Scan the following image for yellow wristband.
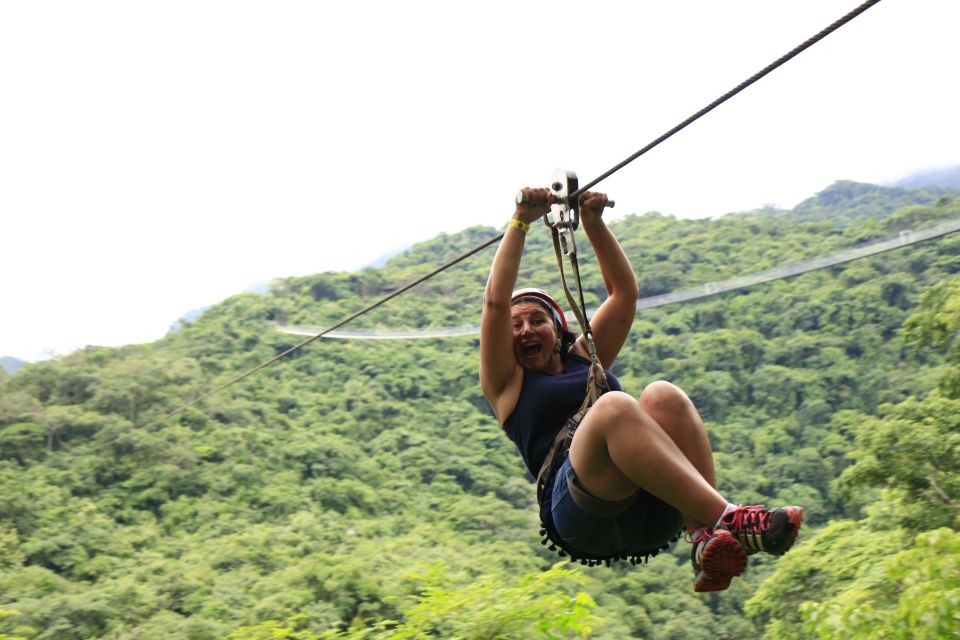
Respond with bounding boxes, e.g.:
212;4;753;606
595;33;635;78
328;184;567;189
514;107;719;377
507;218;530;233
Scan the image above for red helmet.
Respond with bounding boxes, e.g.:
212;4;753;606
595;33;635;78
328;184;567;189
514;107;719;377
511;288;568;332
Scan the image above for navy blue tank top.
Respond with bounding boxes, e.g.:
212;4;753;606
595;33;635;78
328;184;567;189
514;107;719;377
502;353;621;478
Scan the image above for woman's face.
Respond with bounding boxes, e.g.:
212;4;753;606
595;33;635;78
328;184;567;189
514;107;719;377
511;302;560;373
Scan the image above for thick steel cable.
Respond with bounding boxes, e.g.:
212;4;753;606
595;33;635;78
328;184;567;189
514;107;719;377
570;0;884;200
76;0;881;450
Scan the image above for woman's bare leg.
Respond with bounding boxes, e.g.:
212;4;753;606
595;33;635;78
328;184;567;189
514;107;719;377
638;381;719;530
568;390;727;530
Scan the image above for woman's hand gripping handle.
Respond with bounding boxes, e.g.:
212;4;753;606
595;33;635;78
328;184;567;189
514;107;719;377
514;187;555;225
579;191;614;226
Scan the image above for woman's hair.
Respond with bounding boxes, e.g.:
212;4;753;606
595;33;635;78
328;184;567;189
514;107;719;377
560;328;579;354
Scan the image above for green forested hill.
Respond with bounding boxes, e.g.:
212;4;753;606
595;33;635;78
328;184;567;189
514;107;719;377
2;184;960;639
788;179;957;223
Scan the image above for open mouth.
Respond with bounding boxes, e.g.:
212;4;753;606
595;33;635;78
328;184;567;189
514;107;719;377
521;343;542;357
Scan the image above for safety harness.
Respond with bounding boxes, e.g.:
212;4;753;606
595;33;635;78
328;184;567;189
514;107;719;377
527;170;678;566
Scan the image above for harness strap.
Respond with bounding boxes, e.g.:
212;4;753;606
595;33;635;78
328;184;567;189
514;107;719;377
550;226;608;424
535;418;574;508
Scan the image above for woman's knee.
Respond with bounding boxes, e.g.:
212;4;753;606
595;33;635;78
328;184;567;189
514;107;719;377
576;392;644;439
639;380;693;418
590;391;643;423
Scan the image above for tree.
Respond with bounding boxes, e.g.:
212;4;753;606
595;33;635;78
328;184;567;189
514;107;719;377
799;528;960;640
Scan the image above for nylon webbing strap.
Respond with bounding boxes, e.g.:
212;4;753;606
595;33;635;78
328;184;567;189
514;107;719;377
551;229;590;331
550;226;608;424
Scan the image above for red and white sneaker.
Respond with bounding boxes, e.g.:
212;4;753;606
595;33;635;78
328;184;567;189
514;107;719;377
717;505;803;556
688;528;747;593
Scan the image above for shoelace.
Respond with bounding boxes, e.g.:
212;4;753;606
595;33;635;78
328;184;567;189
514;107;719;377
684;527;712;545
722;505;771;533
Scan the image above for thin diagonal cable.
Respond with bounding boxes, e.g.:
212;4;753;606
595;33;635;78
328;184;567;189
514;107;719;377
570;0;883;200
88;233;504;449
79;0;881;451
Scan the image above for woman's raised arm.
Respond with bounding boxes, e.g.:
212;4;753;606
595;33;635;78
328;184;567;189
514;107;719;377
577;192;639;367
480;188;552;413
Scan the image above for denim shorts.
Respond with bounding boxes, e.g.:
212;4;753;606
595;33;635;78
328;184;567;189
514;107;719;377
550;455;684;559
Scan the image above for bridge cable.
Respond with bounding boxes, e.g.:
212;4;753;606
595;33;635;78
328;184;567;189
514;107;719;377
276;216;960;341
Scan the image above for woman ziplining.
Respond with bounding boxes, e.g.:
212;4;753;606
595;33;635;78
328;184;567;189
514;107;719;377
479;186;803;592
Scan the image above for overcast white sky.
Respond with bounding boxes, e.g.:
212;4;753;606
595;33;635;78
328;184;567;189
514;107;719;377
2;0;958;362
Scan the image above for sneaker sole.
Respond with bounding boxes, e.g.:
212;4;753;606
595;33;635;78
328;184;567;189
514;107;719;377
694;530;747;593
693;571;732;592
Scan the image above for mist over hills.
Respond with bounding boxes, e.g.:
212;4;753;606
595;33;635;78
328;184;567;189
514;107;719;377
892;164;960;189
0;356;25;374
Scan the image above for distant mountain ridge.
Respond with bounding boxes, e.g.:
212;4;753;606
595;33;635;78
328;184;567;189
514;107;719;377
0;356;26;374
789;177;959;223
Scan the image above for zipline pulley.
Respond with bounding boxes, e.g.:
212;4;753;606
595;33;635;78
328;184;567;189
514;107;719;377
546;168;581;234
516;168;615;258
